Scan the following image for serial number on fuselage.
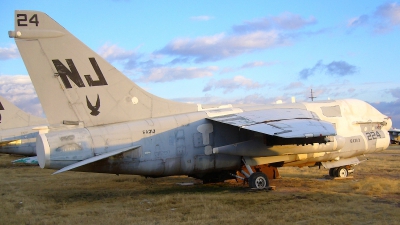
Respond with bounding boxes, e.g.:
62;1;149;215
365;131;382;141
142;129;156;134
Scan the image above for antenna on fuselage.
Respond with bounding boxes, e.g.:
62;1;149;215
309;89;317;101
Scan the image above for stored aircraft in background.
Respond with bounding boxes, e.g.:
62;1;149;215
389;128;400;145
9;10;392;189
0;95;47;156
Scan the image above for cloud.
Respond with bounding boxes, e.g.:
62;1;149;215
190;16;214;21
347;15;369;27
233;12;316;33
203;75;264;93
240;61;277;69
0;75;35;95
277;79;367;103
158;31;288;63
374;88;400;128
348;2;400;33
171;95;226;105
283;82;304;90
299;60;324;79
98;43;136;62
299;60;358;79
373;2;400;33
0;44;20;60
96;43;221;82
221;60;278;74
173;93;277;105
233;93;277;105
0;75;43;117
157;12;318;63
325;61;358;76
273;13;316;30
97;43;145;72
375;2;400;25
390;87;400;98
139;66;217;82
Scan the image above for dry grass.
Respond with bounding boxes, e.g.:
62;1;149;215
1;146;400;225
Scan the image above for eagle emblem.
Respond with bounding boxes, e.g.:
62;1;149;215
86;94;100;116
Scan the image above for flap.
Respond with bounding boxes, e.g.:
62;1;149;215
208;108;336;138
53;145;140;175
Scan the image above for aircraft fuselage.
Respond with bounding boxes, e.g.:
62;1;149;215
36;99;390;178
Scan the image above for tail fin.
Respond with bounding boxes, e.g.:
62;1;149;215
10;10;197;127
0;95;47;130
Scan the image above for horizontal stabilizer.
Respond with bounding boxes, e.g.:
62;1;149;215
12;156;38;165
208;108;336;138
53;145;140;175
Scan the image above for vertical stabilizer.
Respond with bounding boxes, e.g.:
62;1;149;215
10;10;197;127
0;95;47;130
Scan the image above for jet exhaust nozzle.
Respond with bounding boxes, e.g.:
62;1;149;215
35;128;94;169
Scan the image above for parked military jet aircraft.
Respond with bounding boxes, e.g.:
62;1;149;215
9;10;392;189
0;95;47;156
389;128;400;144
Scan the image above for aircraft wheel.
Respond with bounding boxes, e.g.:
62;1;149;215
336;167;348;178
329;168;335;177
331;167;339;177
249;172;269;189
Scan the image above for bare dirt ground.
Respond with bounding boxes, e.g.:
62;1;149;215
1;146;399;225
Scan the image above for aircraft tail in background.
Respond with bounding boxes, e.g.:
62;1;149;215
0;95;46;131
0;95;47;156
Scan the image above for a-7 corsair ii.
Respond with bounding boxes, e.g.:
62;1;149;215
9;10;392;189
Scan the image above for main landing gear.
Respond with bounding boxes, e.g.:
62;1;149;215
329;166;354;178
232;158;270;189
249;172;269;189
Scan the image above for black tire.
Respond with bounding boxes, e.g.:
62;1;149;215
331;167;339;177
336;167;348;178
249;172;269;189
329;168;335;177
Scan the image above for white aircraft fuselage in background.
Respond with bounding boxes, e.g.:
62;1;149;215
9;11;392;188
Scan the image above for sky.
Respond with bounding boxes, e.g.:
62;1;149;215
0;1;399;127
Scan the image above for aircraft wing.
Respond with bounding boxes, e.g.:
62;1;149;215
53;145;141;175
207;108;336;138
